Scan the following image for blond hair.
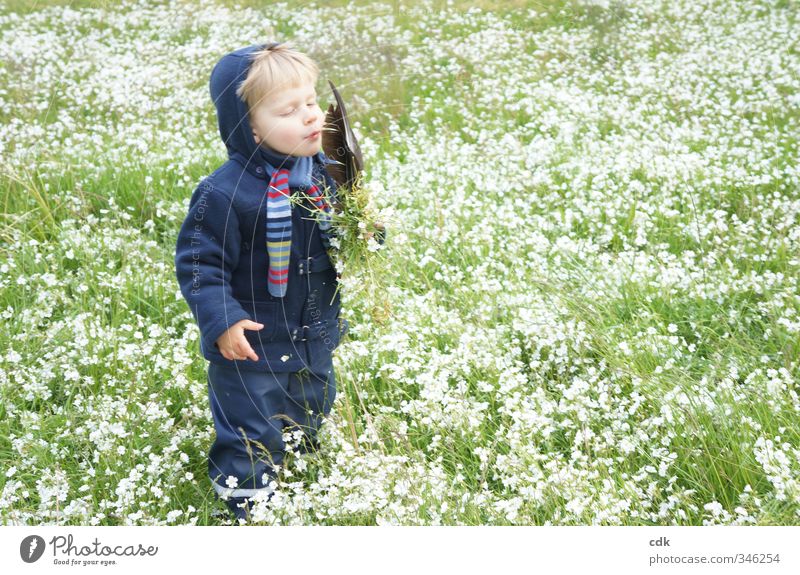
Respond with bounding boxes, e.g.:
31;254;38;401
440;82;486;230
236;42;319;115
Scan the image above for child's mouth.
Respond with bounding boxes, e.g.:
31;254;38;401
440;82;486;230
306;130;321;140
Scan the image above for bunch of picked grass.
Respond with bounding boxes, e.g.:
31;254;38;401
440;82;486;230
292;170;392;325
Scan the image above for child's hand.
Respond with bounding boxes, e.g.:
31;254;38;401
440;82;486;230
215;319;264;361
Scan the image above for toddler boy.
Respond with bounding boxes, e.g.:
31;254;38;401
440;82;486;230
174;41;381;521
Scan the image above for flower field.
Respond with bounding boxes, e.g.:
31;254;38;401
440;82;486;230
0;0;798;525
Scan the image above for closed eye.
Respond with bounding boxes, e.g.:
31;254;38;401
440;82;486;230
280;101;316;116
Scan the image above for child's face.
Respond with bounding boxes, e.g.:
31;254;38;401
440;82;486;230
249;81;324;157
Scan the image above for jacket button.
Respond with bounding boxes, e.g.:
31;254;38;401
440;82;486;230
256;166;263;174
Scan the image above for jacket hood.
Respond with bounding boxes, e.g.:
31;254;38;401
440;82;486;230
209;43;269;165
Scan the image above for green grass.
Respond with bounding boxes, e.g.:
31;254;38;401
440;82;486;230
1;0;799;526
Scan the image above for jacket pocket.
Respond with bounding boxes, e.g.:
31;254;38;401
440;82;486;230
239;300;278;346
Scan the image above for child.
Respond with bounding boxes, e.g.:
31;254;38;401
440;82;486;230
174;41;383;521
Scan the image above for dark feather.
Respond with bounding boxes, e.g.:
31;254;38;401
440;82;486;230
321;80;363;194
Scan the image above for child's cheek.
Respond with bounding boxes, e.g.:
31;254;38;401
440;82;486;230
273;121;299;144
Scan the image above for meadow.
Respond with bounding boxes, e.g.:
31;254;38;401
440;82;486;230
0;0;798;525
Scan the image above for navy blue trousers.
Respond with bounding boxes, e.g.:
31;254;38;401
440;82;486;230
205;351;336;520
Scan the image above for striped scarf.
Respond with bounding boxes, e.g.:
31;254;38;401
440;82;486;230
266;159;334;297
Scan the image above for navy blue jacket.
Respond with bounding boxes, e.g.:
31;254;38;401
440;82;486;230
174;43;381;372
